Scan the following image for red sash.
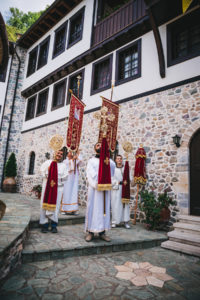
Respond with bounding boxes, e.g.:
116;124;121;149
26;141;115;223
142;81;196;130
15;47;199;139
122;161;130;204
97;137;112;191
43;161;58;211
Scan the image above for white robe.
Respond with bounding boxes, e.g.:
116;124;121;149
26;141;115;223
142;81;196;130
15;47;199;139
40;160;68;224
85;157;115;233
111;166;131;224
61;155;82;212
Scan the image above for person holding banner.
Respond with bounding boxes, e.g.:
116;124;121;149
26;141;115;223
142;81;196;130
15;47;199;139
61;150;82;215
111;154;132;229
40;149;68;233
85;141;115;242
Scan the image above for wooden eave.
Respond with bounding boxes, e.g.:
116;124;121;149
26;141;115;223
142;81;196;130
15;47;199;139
17;0;82;49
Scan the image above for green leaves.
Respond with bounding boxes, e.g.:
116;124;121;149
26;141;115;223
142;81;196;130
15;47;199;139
4;153;17;178
139;189;175;230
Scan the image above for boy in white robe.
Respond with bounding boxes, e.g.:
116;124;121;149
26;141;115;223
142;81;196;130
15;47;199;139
40;150;68;233
85;142;115;242
111;154;131;229
61;151;82;215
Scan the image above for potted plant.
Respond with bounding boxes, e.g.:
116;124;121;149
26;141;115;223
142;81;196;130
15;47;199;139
2;153;17;193
139;190;161;230
158;192;176;223
32;184;42;199
139;189;175;230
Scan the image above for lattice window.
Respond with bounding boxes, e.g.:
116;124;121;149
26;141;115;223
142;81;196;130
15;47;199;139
26;96;36;120
52;80;66;109
36;89;48;116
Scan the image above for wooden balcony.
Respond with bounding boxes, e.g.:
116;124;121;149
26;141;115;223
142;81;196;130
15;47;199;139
92;0;146;47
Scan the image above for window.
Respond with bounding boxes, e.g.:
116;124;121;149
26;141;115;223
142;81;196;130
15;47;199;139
167;8;200;67
25;96;36;120
68;7;85;48
36;89;49;116
37;36;50;70
115;40;141;85
52;79;67;110
91;54;113;95
67;69;85;104
27;47;38;77
52;21;68;58
28;151;35;175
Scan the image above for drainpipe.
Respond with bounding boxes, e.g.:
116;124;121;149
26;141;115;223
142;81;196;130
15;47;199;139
1;45;21;189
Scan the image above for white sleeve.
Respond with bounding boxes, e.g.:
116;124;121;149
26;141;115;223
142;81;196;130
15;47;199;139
86;159;98;189
76;154;83;167
58;164;68;186
40;160;51;178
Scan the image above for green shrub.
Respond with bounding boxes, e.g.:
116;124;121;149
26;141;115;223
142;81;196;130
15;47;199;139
4;153;17;177
139;189;175;230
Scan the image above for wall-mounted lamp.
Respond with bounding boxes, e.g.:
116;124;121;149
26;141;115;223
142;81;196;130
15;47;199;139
172;134;181;148
45;152;50;159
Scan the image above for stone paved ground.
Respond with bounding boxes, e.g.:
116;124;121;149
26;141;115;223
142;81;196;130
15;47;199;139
0;247;200;300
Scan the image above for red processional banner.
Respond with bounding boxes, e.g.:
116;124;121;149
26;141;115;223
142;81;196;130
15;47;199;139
98;96;119;152
66;93;85;152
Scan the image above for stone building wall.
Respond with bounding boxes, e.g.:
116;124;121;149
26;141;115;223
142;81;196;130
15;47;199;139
0;46;26;188
17;79;200;222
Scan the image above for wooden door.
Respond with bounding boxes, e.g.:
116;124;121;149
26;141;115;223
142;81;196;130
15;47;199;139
190;129;200;216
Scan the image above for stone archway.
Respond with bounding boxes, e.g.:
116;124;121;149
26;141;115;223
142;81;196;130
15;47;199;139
189;128;200;216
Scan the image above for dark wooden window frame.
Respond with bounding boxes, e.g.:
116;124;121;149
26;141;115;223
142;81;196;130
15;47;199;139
167;8;200;67
115;39;141;86
37;35;50;70
67;6;85;49
36;88;49;117
28;151;35;175
51;78;67;111
67;68;85;105
27;46;38;77
91;54;113;95
25;95;36;121
52;21;68;59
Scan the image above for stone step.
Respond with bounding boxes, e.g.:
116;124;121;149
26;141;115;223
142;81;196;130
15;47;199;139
167;231;200;247
30;214;85;229
22;224;167;263
178;215;200;225
161;240;200;257
173;222;200;234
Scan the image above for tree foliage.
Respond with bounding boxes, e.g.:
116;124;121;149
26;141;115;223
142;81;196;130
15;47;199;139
4;153;17;177
6;6;49;38
6;24;19;42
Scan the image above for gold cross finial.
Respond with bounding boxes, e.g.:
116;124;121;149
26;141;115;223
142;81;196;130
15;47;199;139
123;180;127;186
104;157;110;165
50;180;56;188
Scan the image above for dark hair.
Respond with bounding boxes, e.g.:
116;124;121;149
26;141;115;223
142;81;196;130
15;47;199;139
94;142;100;151
115;154;122;159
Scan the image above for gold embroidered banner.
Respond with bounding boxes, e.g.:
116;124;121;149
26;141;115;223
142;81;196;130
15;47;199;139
98;97;119;152
67;93;85;152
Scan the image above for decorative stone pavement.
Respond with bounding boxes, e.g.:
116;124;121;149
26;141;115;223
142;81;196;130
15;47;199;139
0;247;200;299
115;261;174;288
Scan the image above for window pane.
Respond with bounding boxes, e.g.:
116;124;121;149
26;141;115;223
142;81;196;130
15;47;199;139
28;152;35;175
118;45;138;80
37;91;48;115
38;39;49;69
53;81;65;107
27;48;37;76
69;10;84;45
94;59;110;90
26;97;36;120
53;26;66;57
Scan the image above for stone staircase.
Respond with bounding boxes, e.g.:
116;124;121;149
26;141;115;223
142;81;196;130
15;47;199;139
22;215;167;263
161;215;200;257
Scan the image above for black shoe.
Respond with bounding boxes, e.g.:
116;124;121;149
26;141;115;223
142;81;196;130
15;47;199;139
51;227;58;233
41;227;48;233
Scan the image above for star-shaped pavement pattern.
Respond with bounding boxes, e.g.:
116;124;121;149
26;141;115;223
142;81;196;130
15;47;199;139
115;261;174;288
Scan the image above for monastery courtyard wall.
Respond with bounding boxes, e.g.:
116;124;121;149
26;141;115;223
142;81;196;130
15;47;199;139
17;79;200;223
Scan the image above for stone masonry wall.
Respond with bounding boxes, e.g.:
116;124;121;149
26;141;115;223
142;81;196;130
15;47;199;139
17;80;200;223
0;46;26;188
